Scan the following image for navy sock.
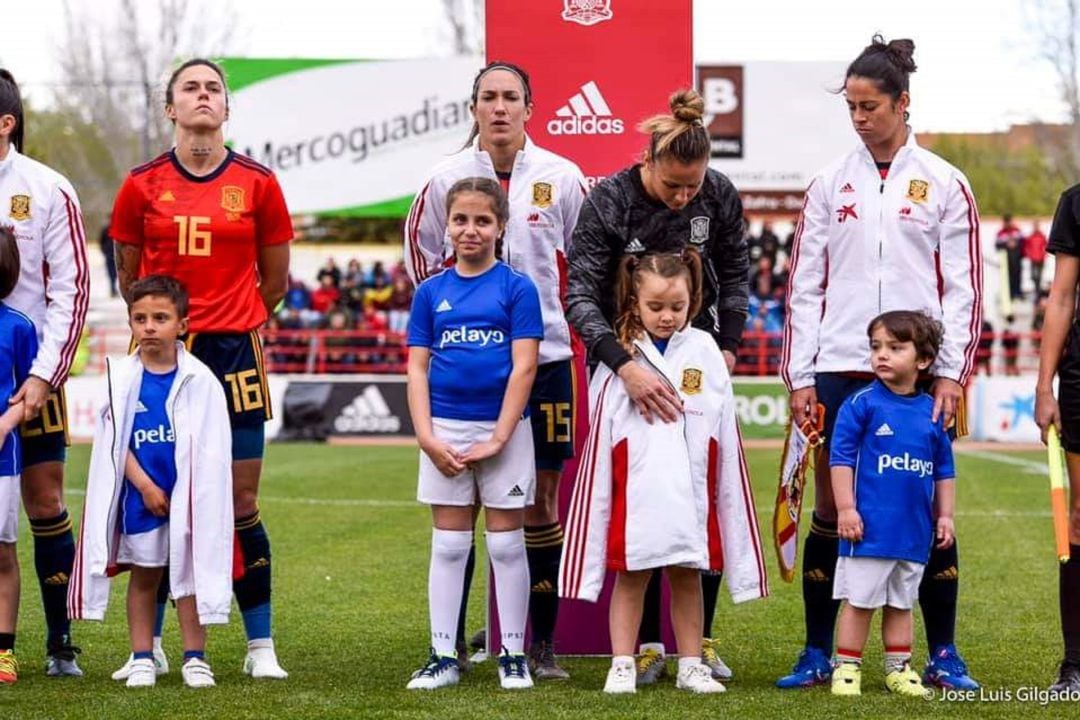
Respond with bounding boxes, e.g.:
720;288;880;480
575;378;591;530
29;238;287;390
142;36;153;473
456;542;476;646
133;650;154;660
703;572;722;637
30;510;75;648
1062;544;1080;663
235;511;272;640
184;650;206;661
802;514;840;654
919;540;959;651
525;523;562;644
0;633;14;652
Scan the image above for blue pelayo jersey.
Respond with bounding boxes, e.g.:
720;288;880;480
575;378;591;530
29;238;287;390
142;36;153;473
121;368;178;534
408;262;543;422
0;303;38;476
830;380;955;563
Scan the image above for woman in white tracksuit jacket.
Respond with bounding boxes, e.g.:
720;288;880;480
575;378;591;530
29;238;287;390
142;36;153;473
560;251;767;693
69;343;234;627
777;36;982;690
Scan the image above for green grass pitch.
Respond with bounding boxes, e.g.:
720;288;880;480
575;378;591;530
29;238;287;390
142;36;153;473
0;443;1067;718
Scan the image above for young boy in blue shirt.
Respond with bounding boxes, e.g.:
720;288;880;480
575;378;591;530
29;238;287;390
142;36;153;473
829;310;956;698
0;226;38;684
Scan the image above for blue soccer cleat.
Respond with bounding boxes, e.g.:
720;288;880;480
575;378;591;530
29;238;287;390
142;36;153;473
923;644;980;690
776;647;832;689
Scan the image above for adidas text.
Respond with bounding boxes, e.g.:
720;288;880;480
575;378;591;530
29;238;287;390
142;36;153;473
547;116;625;136
877;452;933;478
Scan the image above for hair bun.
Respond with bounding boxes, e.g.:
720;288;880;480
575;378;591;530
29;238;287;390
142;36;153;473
669;89;704;123
885;38;917;73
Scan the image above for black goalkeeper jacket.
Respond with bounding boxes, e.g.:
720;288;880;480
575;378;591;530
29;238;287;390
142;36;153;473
566;165;748;372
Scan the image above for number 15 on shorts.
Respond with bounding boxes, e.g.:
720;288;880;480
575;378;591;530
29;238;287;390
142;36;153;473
539;402;571;443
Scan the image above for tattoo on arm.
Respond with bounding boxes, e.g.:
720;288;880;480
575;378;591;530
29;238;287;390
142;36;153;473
114;244;141;303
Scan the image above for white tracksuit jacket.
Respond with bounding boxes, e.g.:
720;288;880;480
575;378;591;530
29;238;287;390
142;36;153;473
69;345;234;625
781;133;983;390
403;135;588;364
0;147;89;388
559;327;769;604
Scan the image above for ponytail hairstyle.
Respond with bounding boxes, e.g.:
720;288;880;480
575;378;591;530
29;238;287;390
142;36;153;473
165;58;229;123
462;60;533;150
844;35;917;120
638;89;710;165
445;176;509;260
0;70;25;153
613;249;704;353
0;225;20;299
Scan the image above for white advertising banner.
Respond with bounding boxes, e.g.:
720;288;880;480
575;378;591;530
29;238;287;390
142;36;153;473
224;58;478;216
699;61;853;194
969;374;1045;443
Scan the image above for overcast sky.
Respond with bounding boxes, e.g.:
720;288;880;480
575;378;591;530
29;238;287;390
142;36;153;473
1;0;1066;133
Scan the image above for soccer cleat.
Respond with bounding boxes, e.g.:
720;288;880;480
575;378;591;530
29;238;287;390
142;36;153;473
604;657;637;694
636;646;667;685
243;638;288;679
45;637;83;678
125;658;156;688
497;648;533;690
1050;660;1080;693
676;662;727;694
886;662;933;698
182;657;216;688
831;662;861;696
922;644;979;690
528;641;570;680
0;650;17;685
406;651;460;690
776;646;832;689
112;640;169;680
701;638;733;681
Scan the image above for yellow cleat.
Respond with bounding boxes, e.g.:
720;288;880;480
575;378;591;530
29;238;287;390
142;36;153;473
831;662;861;696
886;663;933;698
0;650;17;685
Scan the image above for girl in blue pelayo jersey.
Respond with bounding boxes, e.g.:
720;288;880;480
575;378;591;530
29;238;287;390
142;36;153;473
829;310;955;698
405;177;543;691
0;226;38;684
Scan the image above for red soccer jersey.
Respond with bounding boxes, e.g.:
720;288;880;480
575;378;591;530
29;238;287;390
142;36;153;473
110;150;293;332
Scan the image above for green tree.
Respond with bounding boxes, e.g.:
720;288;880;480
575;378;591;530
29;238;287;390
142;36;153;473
929;136;1067;216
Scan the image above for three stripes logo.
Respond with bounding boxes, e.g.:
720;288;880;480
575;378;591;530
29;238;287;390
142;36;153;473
334;386;402;434
547;81;625;136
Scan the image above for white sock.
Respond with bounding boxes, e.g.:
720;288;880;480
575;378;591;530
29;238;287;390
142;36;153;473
678;656;700;674
486;529;529;654
612;655;635;669
428;528;473;656
639;642;666;657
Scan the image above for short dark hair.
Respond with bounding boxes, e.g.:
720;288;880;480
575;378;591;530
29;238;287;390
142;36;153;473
165;58;229;114
867;310;943;361
0;69;25;152
128;275;189;318
0;225;20;299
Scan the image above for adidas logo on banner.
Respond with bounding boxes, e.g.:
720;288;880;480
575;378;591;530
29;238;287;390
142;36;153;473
435;299;453;313
334;385;402;434
508;485;525;497
624;238;645;254
548;81;625;136
875;423;894;437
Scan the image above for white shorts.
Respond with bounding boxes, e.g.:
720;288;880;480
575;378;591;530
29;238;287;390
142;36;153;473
417;417;536;509
833;556;925;609
0;476;18;543
117;525;169;568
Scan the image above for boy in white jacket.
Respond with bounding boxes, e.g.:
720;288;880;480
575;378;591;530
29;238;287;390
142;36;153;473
69;276;234;688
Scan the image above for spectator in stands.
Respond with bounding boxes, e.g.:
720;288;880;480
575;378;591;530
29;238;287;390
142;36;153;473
750;256;780;301
365;260;391;290
317;257;342;288
284;277;311;312
754;221;782;265
975;319;993;376
344;259;365;289
1025;221;1048;297
100;224;119;298
310;274;341;314
1001;314;1020;376
388;274;413;334
996;214;1024;300
365;274;393;312
1033;289;1050;334
323;309;355;370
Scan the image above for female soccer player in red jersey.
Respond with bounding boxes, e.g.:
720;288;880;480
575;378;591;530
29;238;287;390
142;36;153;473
0;68;89;678
1036;184;1080;692
110;58;292;680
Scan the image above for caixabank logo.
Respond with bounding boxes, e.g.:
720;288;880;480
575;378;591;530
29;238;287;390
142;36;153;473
547;81;625;136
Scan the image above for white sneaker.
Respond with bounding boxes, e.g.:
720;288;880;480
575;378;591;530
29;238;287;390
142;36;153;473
112;640;169;680
497;649;533;690
243;639;288;679
406;652;461;690
677;661;727;694
182;657;216;688
604;657;637;694
125;658;156;688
